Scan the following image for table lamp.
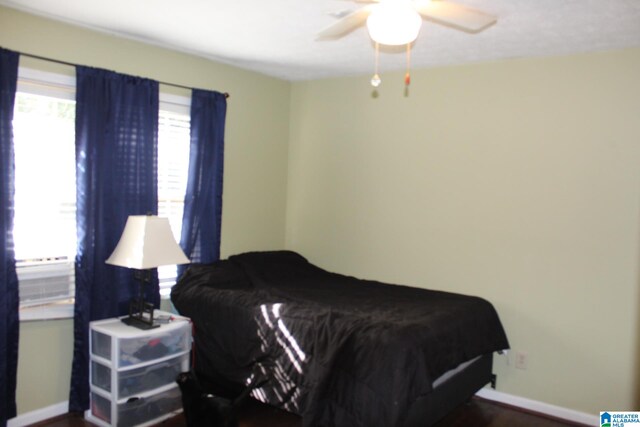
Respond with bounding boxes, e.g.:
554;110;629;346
106;215;190;329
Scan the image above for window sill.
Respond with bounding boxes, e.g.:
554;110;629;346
19;300;74;322
19;297;174;322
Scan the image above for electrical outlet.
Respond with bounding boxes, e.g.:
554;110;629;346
515;351;528;370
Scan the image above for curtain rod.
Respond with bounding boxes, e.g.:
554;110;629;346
18;50;230;99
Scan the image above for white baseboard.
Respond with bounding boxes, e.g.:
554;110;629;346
476;388;599;426
7;401;68;427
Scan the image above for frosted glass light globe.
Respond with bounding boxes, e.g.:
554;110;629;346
367;0;422;46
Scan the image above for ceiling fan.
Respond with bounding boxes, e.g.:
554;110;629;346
317;0;497;88
317;0;497;45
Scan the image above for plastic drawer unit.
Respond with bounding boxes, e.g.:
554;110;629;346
85;311;191;427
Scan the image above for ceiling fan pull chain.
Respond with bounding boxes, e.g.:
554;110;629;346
405;43;411;86
371;42;381;87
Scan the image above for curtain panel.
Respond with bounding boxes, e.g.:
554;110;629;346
0;47;19;427
69;66;159;412
179;89;227;277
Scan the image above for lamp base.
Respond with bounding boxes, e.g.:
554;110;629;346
121;315;160;330
121;298;159;330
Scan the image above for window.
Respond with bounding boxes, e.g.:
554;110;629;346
13;92;76;305
13;68;191;319
157;99;190;297
13;70;77;317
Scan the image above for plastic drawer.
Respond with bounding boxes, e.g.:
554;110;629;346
91;361;112;393
91;320;191;368
117;386;182;427
91;329;112;360
90;391;112;424
91;353;190;398
119;326;190;366
91;386;182;427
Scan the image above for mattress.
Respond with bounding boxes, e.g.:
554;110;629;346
171;251;509;427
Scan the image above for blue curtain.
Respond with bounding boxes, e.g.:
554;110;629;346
69;66;159;412
178;89;227;275
0;47;19;427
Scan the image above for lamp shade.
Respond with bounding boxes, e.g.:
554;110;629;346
106;215;190;269
366;0;422;46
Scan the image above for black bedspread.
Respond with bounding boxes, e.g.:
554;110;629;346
171;251;509;427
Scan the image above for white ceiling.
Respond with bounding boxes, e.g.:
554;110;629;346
2;0;640;81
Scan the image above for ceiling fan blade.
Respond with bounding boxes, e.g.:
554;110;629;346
414;0;497;33
316;5;375;40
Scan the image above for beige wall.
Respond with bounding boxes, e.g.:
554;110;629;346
287;49;640;414
0;6;291;414
17;320;74;412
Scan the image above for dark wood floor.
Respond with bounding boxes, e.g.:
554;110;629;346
30;397;587;427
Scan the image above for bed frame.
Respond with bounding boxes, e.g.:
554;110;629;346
405;353;495;426
193;353;496;427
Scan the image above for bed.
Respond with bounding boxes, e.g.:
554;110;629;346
171;251;509;427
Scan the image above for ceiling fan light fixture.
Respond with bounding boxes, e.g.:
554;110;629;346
366;0;422;46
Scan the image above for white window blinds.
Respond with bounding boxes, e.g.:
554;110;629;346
157;106;190;296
